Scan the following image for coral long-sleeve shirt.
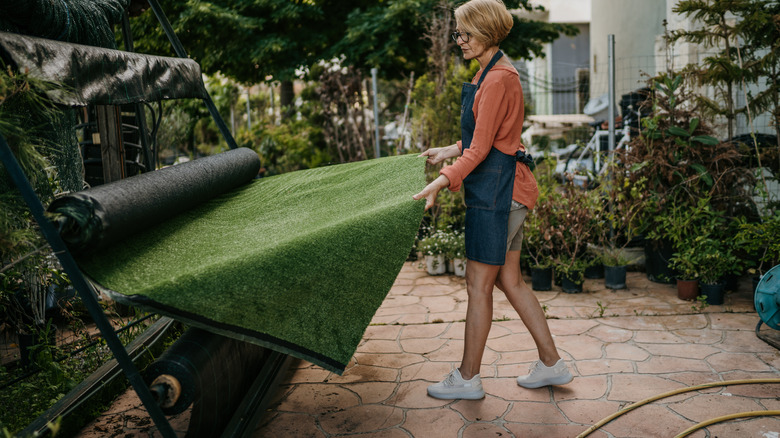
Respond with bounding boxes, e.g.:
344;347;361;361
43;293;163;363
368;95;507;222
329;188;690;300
440;64;538;210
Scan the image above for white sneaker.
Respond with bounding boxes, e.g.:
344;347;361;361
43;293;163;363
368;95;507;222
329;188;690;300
516;359;573;388
427;368;485;400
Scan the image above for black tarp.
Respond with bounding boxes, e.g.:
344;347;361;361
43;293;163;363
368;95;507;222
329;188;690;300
0;31;208;107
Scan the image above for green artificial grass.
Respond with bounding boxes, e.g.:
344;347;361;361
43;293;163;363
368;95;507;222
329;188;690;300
78;154;426;374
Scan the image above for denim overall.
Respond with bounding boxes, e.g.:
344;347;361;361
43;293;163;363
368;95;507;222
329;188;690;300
461;50;533;266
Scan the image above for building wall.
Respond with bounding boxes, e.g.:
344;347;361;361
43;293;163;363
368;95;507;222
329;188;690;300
590;0;666;98
551;23;590;114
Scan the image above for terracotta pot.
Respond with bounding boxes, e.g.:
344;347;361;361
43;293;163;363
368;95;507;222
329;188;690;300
676;278;699;301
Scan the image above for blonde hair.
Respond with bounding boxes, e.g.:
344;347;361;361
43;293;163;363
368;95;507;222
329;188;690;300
454;0;514;47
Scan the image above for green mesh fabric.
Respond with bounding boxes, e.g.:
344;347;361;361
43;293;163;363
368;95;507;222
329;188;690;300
79;155;426;374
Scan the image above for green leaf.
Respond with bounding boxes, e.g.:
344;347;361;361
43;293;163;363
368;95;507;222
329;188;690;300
691;135;719;145
690;163;714;187
667;126;691;137
671;75;683;90
689;117;699;133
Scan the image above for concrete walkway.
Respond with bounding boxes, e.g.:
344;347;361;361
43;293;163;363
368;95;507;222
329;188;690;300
254;262;780;438
77;262;780;437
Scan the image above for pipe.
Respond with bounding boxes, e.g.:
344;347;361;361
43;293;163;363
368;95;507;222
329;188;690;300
576;378;780;437
674;410;780;438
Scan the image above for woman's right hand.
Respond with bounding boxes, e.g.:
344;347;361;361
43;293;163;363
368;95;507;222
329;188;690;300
419;144;460;165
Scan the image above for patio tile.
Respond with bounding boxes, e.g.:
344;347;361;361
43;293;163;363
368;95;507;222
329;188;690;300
636;356;712;374
504;400;568;423
462;422;511;438
604;343;650;361
577;359;634;376
451;395;511;421
347;381;397;404
555;335;606;360
505;423;604;438
608;374;688;402
638;342;719;359
482;377;551;402
387;380;450;409
255;412;324;438
318;405;404;434
276;384;359;413
706;352;776;372
670;392;766;419
551;375;608;401
401;408;463;437
601;404;694;438
400;337;448;354
557;399;623;424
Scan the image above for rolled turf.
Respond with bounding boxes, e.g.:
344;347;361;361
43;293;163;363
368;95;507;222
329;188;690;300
77;154;427;374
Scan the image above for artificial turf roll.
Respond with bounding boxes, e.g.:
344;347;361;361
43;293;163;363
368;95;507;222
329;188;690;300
78;154;427;374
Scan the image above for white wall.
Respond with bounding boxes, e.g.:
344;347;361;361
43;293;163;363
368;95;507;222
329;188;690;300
549;0;591;23
590;0;666;97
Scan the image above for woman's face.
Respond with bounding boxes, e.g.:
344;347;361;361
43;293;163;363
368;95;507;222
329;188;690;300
453;27;487;61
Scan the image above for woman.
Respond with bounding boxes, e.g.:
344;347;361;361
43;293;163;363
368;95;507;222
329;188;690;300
412;0;573;400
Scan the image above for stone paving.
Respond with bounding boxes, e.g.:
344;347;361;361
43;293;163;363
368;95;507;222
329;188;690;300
77;262;780;437
254;263;780;438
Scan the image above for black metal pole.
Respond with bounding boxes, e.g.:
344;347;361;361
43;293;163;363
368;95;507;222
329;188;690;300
121;12;155;172
146;0;239;150
0;134;177;438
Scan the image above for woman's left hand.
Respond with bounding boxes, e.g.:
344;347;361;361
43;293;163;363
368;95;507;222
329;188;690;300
413;175;450;211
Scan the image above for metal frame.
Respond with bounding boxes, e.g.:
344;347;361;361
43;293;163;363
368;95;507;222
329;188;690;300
0;134;178;437
0;3;262;436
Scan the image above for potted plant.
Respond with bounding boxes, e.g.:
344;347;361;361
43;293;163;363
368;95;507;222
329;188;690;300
418;229;447;275
523;192;556;290
447;229;467;277
735;211;780;288
696;237;743;305
595;159;646;289
668;235;707;300
550;177;599;293
556;256;588;293
619;72;754;284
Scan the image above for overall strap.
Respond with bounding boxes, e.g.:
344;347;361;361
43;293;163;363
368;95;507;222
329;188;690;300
476;50;504;88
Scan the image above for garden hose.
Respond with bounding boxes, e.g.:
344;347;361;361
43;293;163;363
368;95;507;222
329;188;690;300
576;378;780;438
674;410;780;438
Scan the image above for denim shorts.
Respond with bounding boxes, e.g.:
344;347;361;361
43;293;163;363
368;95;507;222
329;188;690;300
507;200;528;252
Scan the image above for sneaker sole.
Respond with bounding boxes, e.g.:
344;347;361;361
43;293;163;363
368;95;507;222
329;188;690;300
427;388;485;400
516;374;573;389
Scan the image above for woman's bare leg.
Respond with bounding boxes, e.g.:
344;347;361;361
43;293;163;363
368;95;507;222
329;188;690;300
495;250;561;366
458;259;501;380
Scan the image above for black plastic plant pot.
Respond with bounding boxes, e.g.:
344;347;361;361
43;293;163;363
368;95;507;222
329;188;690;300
604;265;627;289
701;282;725;305
561;274;583;294
531;267;553;291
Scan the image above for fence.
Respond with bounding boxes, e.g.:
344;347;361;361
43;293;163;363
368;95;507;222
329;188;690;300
518;52;776;140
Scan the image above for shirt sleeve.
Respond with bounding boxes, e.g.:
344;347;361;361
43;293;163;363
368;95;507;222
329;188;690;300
440;77;510;192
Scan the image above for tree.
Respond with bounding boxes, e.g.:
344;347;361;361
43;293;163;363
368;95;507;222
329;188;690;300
130;0;576;84
734;1;780;148
669;0;767;141
332;0;577;79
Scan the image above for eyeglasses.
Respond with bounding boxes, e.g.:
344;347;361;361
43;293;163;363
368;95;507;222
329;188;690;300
451;31;471;43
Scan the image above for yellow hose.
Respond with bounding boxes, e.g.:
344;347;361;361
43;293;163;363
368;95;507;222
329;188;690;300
674;410;780;438
576;378;780;438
